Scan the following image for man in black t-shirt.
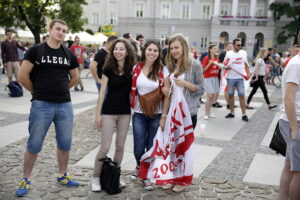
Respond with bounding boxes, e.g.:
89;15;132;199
90;35;118;92
16;19;79;197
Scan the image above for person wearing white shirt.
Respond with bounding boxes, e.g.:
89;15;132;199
279;38;300;199
223;38;250;122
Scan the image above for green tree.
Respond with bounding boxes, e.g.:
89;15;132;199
85;28;94;35
0;0;88;44
269;2;300;45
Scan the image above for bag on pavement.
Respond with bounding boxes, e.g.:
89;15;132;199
269;121;286;156
5;81;23;97
99;156;121;194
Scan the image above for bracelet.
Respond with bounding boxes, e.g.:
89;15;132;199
161;114;167;117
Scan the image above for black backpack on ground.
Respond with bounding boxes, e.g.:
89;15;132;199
99;157;121;194
29;43;72;83
6;81;23;97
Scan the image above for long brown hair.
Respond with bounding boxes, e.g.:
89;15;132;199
208;44;217;60
166;33;191;77
141;40;163;81
103;39;136;76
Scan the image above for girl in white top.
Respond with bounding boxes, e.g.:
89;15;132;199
130;40;169;190
246;48;277;109
159;33;204;192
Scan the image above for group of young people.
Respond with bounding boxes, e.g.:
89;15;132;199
89;34;204;192
14;18;204;197
14;18;286;197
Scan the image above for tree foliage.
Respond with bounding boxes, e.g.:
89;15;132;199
0;0;88;43
269;2;300;45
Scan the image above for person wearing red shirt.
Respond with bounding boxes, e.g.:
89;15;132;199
202;44;220;120
70;36;85;91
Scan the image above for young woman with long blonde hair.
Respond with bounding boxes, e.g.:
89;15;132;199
159;33;204;192
246;48;277;109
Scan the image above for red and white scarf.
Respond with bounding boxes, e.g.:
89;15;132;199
139;83;194;186
131;62;164;109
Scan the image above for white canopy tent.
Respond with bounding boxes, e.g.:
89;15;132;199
17;29;35;38
94;33;108;44
66;32;103;45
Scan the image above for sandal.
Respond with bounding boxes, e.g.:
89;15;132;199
246;106;254;109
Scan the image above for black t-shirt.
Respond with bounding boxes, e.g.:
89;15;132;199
94;48;108;79
219;51;227;63
102;69;132;114
25;43;79;103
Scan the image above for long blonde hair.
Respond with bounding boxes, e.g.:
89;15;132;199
254;48;267;63
166;33;191;77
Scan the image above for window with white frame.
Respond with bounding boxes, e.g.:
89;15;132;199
255;5;265;17
181;4;191;19
200;36;208;48
237;5;249;16
109;13;117;25
202;5;211;19
92;13;99;25
135;3;144;18
220;5;231;16
161;3;170;18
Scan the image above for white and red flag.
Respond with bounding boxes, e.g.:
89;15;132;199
139;84;194;186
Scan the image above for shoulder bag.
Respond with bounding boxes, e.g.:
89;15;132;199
269;121;286;156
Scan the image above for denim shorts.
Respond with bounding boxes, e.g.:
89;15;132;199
227;79;245;96
279;119;300;171
27;100;74;154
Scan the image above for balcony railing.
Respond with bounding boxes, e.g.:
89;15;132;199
219;16;268;26
220;16;268;20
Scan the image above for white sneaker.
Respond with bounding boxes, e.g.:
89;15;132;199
90;177;101;192
209;114;216;118
142;179;153;191
119;178;126;188
204;115;209;120
130;166;139;181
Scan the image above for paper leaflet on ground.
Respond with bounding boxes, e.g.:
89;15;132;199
139;85;194;186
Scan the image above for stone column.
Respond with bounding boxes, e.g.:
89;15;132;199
268;0;275;17
250;0;257;17
232;0;238;17
214;0;221;17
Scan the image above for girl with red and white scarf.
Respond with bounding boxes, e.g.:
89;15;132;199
130;40;169;190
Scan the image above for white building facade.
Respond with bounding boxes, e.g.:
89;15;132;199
83;0;294;57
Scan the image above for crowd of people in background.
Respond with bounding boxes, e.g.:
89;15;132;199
2;19;300;199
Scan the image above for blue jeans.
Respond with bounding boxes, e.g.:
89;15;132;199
27;100;74;154
227;78;245;96
132;113;161;166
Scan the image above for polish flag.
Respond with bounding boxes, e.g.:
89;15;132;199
139;85;194;186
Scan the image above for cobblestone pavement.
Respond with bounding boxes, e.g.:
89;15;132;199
0;106;280;200
0;71;283;199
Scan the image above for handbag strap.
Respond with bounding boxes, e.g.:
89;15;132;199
131;63;164;108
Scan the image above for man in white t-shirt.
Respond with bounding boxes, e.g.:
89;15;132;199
223;38;250;121
279;36;300;199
